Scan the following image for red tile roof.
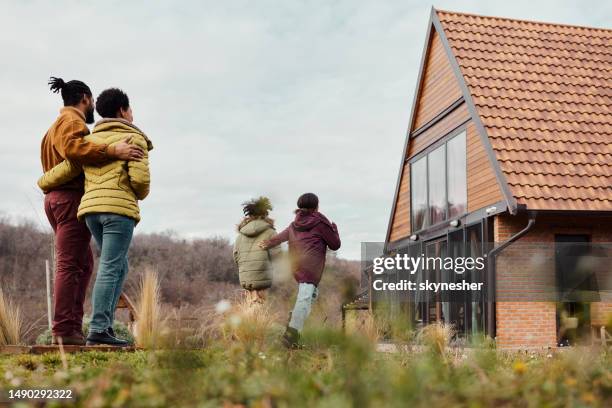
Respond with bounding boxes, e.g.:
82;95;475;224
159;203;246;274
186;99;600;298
436;10;612;211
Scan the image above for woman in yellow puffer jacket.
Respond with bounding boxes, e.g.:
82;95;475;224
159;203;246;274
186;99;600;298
38;109;152;222
38;88;152;346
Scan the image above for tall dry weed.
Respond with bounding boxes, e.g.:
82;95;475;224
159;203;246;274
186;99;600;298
0;286;22;345
418;322;455;356
134;270;167;349
200;294;283;349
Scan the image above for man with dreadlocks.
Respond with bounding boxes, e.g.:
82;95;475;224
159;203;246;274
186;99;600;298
40;77;144;345
233;197;280;305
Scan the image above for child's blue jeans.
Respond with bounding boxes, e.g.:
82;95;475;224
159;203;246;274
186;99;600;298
289;283;319;332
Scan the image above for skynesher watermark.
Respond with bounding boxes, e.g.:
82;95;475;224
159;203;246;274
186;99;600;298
372;279;483;292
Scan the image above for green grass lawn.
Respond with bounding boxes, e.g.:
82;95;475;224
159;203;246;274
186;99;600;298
1;330;610;408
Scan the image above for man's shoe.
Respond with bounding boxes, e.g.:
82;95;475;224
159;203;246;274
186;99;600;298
72;331;86;342
107;327;133;345
281;327;300;349
51;334;86;346
86;329;129;347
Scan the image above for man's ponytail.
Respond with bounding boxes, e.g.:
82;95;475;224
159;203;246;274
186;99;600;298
47;76;92;106
48;76;66;93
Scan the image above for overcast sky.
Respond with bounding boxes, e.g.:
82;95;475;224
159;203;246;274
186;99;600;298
1;0;609;259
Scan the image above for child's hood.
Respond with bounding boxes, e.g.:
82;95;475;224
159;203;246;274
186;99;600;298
292;210;332;232
239;218;274;237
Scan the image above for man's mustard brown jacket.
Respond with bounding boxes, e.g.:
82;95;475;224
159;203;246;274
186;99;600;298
40;106;115;191
38;119;153;223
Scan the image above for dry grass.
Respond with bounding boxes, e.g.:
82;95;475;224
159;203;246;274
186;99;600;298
0;286;22;345
345;310;381;344
360;311;382;343
133;270;167;349
200;294;283;349
417;322;455;355
0;288;22;345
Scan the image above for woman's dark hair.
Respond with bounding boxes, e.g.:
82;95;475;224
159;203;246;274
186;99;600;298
48;76;92;106
297;193;318;211
242;196;273;217
95;88;130;118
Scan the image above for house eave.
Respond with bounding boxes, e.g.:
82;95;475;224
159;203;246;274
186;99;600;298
386;200;508;251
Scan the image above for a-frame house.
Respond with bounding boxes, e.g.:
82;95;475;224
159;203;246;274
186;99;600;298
371;8;611;348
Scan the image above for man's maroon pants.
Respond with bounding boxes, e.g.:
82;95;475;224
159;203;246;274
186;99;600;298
44;190;94;337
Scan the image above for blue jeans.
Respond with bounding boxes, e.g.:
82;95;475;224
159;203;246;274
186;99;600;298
289;283;319;332
85;213;135;334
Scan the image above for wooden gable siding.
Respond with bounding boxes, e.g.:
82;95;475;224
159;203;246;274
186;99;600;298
387;22;505;244
390;105;469;243
408;102;469;158
412;30;463;131
389;163;411;242
466;121;504;211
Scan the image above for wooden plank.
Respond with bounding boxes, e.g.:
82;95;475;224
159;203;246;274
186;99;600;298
1;345;138;355
30;345;137;354
466;122;504;212
416;76;460;114
468;187;502;207
414;86;460;121
467;164;492;177
468;158;498;175
409;103;470;158
389;163;411;242
0;345;31;355
413;31;462;129
469;185;502;201
468;178;499;195
469;174;500;190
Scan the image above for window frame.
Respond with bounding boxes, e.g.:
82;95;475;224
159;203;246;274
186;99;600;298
446;128;468;219
427;143;447;226
410;126;467;234
410;153;429;232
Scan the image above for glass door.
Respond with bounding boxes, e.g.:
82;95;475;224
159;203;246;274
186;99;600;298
424;237;447;324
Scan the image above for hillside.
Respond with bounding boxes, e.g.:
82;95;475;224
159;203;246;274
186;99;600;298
0;217;360;342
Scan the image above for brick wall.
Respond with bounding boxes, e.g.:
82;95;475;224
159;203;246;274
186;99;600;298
592;303;612;326
496;302;556;348
494;213;612;349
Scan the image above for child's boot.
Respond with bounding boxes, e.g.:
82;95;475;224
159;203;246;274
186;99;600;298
282;326;300;349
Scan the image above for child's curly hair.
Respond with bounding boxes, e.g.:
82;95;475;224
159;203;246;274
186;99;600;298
242;196;273;217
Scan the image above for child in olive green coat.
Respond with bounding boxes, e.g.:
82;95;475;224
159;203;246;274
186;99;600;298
233;197;279;304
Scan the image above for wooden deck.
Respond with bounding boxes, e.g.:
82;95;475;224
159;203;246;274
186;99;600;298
0;345;137;355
